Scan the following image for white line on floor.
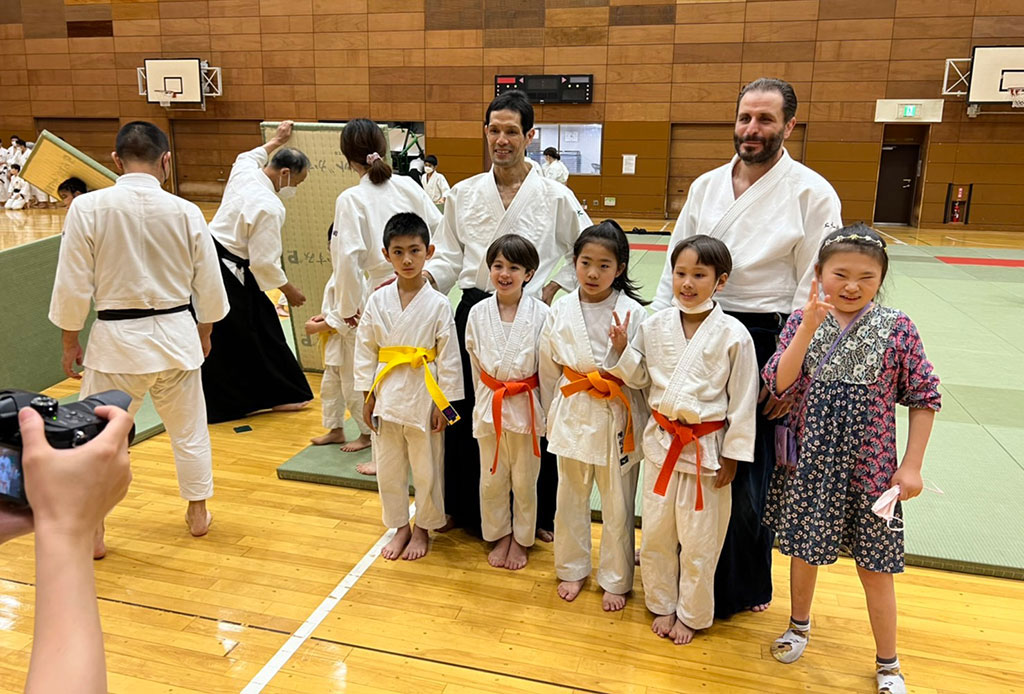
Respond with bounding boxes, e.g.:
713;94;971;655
944;235;1003;247
874;228;909;245
240;502;416;694
659;220;670;232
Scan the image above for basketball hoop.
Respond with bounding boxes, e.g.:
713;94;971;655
1011;87;1024;108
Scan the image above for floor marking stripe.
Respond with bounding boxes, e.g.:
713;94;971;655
874;228;909;245
630;243;668;251
240;503;415;694
659;220;671;232
935;256;1024;267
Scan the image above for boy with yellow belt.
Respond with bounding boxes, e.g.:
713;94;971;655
353;212;464;561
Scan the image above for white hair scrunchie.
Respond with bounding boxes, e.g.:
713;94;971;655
366;152;382;165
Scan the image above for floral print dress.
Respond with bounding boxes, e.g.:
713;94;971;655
761;305;941;573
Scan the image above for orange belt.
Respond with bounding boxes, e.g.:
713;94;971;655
651;411;725;511
559;366;634;455
479;369;541;474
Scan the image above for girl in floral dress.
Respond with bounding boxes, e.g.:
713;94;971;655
761;224;941;694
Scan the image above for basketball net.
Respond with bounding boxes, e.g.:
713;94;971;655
1011;88;1024;108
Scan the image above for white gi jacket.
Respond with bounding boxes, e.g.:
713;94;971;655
608;304;758;474
539;289;649;467
319;274;354;367
353;282;464;432
464;295;549;439
543;159;570;184
331;173;443;319
208;146;289;291
653;149;843;314
423;170;450;204
48;174;229;374
425;167;590;297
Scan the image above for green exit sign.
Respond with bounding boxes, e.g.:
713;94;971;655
901;104;919;117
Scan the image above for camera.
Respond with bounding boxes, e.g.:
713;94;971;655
0;389;134;507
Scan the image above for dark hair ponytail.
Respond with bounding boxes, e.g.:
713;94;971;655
341;118;392;185
573;219;649;306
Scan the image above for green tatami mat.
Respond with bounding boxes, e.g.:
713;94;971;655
59;391;165;445
276;418;393;490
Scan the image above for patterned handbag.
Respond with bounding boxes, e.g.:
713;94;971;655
774;303;872;470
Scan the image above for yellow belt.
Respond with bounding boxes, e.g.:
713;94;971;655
318;329;336;363
367;346;460;425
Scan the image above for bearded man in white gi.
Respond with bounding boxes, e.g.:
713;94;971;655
652;77;843;619
424;90;591;538
49;121;229;556
202;120;314;423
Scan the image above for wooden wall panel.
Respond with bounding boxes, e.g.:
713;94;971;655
0;1;1021;229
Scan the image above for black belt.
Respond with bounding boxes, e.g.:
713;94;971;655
724;310;787;332
97;304;190;321
212;236;250;268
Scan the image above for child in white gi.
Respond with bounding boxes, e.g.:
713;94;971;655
465;234;548;571
305;223;372;457
353;212;463;561
609;235;758;644
5;164;27;210
539;220;649;612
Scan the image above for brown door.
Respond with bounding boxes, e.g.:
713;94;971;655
873;144;919;225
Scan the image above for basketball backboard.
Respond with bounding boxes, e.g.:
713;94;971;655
967;46;1024;104
143;58;203;105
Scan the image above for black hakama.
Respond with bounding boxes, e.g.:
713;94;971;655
201;241;313;424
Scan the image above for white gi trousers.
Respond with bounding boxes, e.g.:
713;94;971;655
321;332;370;435
554;457;639;594
639;458;732;630
81;368;214;501
478;433;540;546
4;196;25;210
374;420;445;531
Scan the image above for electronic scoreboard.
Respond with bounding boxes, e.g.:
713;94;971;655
494;75;593;104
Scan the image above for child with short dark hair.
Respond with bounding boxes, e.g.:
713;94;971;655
465;234;548;571
609;234;758;644
353;212;464;561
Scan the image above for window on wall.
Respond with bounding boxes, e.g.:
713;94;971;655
528;123;602;175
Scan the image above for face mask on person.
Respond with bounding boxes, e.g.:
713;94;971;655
673;295;715;314
277;171;297;200
424;165;434;174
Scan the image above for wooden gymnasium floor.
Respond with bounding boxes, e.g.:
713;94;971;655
1;207;1023;694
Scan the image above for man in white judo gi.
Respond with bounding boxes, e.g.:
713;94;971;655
49;121;229;555
202;120;314;423
424;90;591;538
652;77;843;618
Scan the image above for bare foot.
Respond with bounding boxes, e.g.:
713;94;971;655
504;539;528;570
557;579;585;602
381;524;411;560
652;614;675;637
341;434;372;453
401;526;429;560
602;591;627;612
272;400;311;412
635;549;641;566
435;515;456;533
276;305;289;317
749;602;772;613
355;461;377;476
536;527;554;543
488;534;511;568
669;619;695;645
186;501;212;537
93;522;106;560
311;428;347;445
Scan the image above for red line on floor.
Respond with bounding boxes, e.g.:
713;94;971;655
630;243;668;251
935;256;1024;267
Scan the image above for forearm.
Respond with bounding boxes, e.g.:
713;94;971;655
26;530;106;694
902;407;935;470
775;326;814;394
61;329;81;348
